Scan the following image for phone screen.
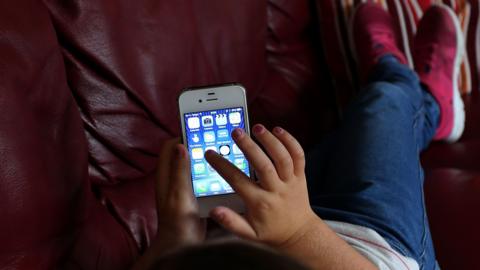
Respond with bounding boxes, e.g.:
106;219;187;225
184;107;250;197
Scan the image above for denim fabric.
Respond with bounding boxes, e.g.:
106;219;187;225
306;56;440;270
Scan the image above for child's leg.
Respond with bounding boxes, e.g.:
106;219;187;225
306;56;439;269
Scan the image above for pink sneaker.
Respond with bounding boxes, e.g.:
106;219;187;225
413;4;465;142
350;3;408;82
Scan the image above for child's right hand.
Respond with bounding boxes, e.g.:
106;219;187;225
205;124;318;247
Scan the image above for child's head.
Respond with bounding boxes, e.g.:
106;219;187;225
149;240;309;270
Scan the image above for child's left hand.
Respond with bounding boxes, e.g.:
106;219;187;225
133;138;206;270
153;138;206;253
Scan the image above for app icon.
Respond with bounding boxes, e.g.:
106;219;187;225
219;145;231;156
203;131;215;143
191;133;200;143
205;146;217;153
193;163;206;174
215;114;227;126
229;112;241;124
210;182;222;192
191;148;204;159
217;129;229;138
195;181;208;193
232;144;243;155
187;117;200;129
234;158;246;170
201;115;214;127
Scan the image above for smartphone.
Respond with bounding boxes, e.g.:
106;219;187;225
178;84;252;217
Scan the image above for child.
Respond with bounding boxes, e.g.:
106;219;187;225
134;3;463;270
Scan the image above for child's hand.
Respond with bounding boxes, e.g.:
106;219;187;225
154;138;206;253
205;124;317;247
132;139;206;270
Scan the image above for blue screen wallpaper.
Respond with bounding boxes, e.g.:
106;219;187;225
184;107;250;197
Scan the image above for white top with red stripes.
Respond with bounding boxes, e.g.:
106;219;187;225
326;220;419;270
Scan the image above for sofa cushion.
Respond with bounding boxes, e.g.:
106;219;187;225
0;0;89;268
424;168;480;270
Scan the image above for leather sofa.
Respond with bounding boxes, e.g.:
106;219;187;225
0;0;478;269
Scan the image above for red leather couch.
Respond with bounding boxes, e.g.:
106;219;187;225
0;0;478;269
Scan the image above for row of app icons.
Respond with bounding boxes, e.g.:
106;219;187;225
187;112;241;129
191;143;243;159
193;157;247;175
190;129;230;144
194;180;233;194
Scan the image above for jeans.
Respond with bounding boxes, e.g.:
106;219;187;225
305;56;439;270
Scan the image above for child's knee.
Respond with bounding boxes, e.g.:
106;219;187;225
358;82;413;115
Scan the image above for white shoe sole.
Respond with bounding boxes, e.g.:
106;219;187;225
439;4;466;143
394;0;414;68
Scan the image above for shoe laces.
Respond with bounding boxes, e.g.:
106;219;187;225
414;43;446;74
366;26;398;51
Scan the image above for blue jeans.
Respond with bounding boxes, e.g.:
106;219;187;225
306;56;439;270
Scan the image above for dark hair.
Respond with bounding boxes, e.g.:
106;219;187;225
150;241;310;270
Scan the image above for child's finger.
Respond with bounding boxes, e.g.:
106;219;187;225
272;127;306;177
210;206;257;240
231;128;280;190
168;144;193;201
251;124;294;180
156;138;179;203
205;150;264;201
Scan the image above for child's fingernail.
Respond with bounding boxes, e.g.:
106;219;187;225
273;126;284;134
205;149;215;157
213;209;225;221
253;124;265;134
232;128;244;139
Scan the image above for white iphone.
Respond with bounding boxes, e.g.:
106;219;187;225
178;84;252;217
